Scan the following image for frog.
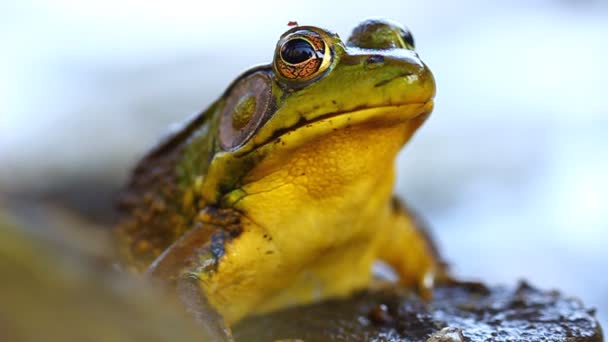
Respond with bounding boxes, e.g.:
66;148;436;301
115;18;448;326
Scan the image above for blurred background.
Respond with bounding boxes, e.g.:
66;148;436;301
1;0;607;330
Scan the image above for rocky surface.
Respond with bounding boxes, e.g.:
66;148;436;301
234;282;603;341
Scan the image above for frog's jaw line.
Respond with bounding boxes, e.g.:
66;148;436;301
253;101;433;155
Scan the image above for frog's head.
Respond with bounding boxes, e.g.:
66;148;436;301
199;19;435;205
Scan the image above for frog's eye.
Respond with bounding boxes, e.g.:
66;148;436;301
219;71;272;151
274;30;332;82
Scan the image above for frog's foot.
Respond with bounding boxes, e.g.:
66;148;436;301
376;197;451;300
400;197;454;287
416;260;459;300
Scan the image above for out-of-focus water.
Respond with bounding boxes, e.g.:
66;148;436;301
1;0;607;329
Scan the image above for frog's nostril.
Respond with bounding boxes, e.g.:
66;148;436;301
367;55;385;64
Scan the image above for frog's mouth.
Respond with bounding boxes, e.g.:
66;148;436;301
250;101;433;153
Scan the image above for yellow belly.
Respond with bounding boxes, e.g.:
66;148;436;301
200;215;381;324
200;122;411;324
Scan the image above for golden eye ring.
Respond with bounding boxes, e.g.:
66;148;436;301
274;30;332;82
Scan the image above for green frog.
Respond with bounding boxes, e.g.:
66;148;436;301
116;18;447;325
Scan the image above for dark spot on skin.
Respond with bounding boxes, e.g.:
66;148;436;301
366;55;385;64
263;234;268;238
374;79;391;88
331;100;337;105
218;183;233;196
210;231;227;260
374;71;415;87
229;228;242;238
301;173;305;176
265;251;274;254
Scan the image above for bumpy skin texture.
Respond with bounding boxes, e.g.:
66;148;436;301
116;18;446;325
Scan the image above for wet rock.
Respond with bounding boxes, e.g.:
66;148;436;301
234;282;603;342
426;327;465;342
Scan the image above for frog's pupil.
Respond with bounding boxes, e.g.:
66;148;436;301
281;38;316;64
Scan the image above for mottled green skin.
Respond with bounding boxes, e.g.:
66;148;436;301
116;107;217;269
347;18;416;50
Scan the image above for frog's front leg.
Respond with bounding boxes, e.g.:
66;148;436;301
147;207;282;326
375;197;450;298
145;221;234;340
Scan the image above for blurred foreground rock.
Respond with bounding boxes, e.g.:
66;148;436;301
0;206;229;342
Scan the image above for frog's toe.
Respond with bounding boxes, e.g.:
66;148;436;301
417;268;436;301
